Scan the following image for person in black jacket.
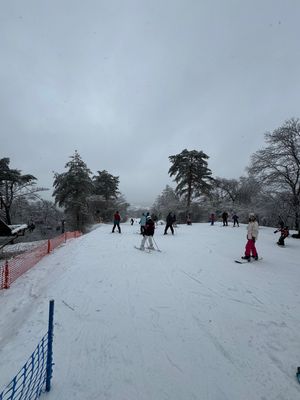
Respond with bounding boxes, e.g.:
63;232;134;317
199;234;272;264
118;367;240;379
164;212;174;235
222;211;228;226
140;215;155;250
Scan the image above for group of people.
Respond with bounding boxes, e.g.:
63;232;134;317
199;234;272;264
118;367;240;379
137;211;176;250
210;212;239;227
112;210;290;256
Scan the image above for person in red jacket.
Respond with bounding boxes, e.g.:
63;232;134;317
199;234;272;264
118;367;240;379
112;211;121;233
140;215;155;250
274;226;289;246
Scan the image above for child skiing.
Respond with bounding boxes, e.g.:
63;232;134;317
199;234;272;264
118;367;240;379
139;215;155;250
242;213;259;261
274;226;289;246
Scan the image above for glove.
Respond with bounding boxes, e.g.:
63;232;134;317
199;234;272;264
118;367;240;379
252;238;256;243
274;230;278;234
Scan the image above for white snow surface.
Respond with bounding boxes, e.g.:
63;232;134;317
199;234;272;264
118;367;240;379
0;222;300;400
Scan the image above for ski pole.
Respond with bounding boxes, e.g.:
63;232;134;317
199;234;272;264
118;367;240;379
152;237;161;252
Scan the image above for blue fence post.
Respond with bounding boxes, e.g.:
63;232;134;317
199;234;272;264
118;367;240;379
45;299;54;392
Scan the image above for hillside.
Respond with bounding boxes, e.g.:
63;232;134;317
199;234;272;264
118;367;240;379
0;222;299;399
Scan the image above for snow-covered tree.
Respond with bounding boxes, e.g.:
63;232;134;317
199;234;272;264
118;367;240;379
168;149;214;213
249;118;300;231
0;157;44;224
92;170;120;200
53;151;94;230
151;185;183;220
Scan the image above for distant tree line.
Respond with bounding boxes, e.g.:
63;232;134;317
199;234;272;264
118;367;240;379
1;118;300;237
153;118;300;235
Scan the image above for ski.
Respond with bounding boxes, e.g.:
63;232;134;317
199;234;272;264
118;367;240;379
134;246;161;253
134;246;150;253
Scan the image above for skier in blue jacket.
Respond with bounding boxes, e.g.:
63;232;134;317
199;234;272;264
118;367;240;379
139;213;147;234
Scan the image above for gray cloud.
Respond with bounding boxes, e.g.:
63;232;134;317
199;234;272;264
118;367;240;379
1;0;300;206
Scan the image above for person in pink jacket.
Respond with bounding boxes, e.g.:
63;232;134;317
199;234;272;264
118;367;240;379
242;213;259;260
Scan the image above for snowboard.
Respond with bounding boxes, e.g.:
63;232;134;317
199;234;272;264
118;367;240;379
234;257;263;264
297;367;300;384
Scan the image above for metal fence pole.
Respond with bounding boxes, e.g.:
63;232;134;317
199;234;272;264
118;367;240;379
45;299;55;392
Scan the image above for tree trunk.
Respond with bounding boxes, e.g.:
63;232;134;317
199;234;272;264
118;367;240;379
4;204;11;225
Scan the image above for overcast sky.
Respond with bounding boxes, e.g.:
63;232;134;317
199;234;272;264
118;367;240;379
1;0;300;206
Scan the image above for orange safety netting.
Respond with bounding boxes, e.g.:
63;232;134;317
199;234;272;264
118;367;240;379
0;231;82;289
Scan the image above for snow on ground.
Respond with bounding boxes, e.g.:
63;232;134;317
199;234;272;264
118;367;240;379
0;222;300;400
0;240;47;257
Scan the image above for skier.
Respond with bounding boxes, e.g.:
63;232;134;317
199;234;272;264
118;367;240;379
274;226;289;246
222;211;228;226
210;213;215;226
242;213;259;260
139;213;147;234
164;212;174;235
130;218;134;226
139;215;155;250
232;213;239;227
112;211;121;233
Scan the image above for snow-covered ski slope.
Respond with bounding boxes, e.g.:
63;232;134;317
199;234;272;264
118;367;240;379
0;222;299;399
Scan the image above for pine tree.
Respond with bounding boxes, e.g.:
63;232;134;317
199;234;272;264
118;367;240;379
53;151;93;230
92;170;120;200
168;149;214;213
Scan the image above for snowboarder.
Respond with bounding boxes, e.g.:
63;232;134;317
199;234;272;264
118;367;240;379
164;212;174;235
242;213;259;260
139;215;155;250
274;226;289;246
112;211;121;233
